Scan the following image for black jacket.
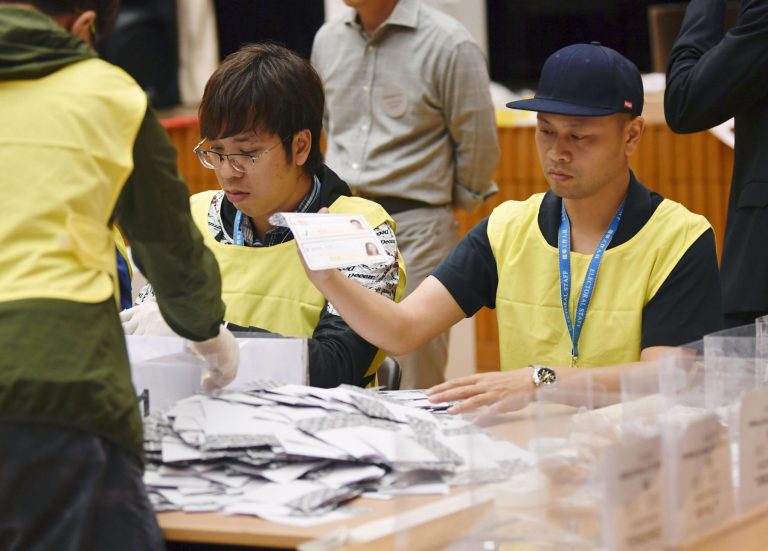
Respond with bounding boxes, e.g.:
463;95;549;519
665;0;768;315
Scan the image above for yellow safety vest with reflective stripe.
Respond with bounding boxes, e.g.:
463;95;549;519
0;58;146;305
488;194;711;370
190;191;407;383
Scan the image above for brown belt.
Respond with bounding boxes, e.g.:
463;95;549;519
364;196;436;214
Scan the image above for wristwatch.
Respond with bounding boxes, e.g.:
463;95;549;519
530;365;557;387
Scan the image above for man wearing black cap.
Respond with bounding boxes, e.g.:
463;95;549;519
300;42;723;413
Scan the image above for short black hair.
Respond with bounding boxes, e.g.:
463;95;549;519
11;0;121;39
199;42;325;175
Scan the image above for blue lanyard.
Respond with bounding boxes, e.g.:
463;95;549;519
559;200;625;366
233;210;245;246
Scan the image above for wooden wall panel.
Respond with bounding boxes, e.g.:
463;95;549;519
163;118;735;374
161;117;219;196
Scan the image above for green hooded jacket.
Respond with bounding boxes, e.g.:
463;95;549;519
0;6;225;462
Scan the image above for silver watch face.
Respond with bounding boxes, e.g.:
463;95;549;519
533;366;557;386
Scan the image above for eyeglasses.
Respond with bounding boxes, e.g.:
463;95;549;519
193;136;291;174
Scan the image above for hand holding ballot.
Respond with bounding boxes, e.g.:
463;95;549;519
271;210;390;270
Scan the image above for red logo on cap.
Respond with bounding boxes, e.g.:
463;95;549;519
624;100;633;109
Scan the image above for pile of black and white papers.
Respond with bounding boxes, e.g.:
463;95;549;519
143;383;535;526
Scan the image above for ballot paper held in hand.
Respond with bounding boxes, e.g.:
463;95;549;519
269;212;389;270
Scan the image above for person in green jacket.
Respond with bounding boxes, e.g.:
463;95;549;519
0;2;237;549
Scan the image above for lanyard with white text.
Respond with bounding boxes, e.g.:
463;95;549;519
233;210;245;246
559;200;625;367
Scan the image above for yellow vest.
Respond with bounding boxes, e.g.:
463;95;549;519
488;194;711;370
190;191;407;383
0;58;147;304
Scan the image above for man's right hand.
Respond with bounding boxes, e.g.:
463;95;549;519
425;371;536;415
188;326;240;392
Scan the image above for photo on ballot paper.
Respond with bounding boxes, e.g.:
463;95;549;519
274;212;389;270
300;237;388;270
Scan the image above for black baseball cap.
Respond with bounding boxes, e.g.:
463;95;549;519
507;42;643;117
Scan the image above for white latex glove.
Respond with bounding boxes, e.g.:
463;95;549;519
187;326;239;392
120;301;176;336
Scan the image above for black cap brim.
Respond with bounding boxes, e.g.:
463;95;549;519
506;97;623;117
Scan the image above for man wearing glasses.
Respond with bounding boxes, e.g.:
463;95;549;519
123;43;406;389
0;1;237;549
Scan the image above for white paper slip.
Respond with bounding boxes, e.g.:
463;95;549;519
234;337;308;388
377;482;451;496
269;212;389;270
161;436;203;463
226;503;358;527
143;471;214;489
316;465;386;488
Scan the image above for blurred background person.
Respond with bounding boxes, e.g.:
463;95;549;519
312;0;500;389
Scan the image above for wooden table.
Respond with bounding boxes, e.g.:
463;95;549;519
160;492;485;549
160;94;735;375
160;486;768;550
158;403;768;550
158;404;563;548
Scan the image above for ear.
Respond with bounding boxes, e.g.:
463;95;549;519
69;10;97;47
292;129;312;167
624;116;645;157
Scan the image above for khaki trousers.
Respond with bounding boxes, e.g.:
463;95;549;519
392;206;459;389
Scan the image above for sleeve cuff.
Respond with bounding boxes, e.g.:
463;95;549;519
453;181;498;213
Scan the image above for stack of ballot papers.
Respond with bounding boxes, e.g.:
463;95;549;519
143;383;536;526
